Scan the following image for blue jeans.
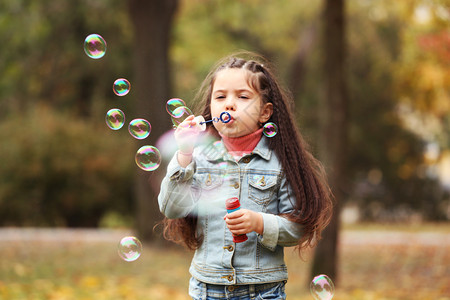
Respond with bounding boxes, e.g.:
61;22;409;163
189;277;287;300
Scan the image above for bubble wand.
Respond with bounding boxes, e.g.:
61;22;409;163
193;112;231;131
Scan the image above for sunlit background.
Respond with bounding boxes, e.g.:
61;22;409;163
0;0;449;299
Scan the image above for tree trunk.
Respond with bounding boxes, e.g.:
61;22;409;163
310;0;348;285
289;20;318;101
128;0;178;243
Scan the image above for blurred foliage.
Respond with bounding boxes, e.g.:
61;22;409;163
0;0;449;226
344;1;450;220
0;0;136;227
0;0;133;116
0;105;135;227
342;1;450;220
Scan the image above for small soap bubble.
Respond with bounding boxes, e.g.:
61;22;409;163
310;274;335;300
171;105;191;119
113;78;131;96
118;236;142;262
135;146;161;171
106;109;125;130
128;119;151;140
211;140;228;157
213;140;223;148
166;98;186;116
84;34;107;59
171;106;193;128
263;122;278;137
217;161;233;182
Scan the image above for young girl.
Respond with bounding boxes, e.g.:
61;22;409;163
158;52;333;299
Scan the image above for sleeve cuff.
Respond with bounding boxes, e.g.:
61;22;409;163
258;213;279;251
168;151;195;182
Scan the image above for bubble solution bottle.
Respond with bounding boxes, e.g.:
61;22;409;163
225;197;248;243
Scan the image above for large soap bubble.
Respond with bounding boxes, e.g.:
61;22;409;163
135;146;161;171
84;34;107;59
113;78;131;96
310;274;335;300
166;98;186;117
128;119;151;140
105;109;125;130
118;236;142;262
171;106;193;128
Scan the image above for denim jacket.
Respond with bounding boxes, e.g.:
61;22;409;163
158;135;302;285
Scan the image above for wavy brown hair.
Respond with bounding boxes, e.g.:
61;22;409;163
162;52;333;252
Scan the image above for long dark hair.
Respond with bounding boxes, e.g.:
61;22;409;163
162;52;333;252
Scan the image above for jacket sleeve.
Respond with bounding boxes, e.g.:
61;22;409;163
257;174;303;251
158;151;197;219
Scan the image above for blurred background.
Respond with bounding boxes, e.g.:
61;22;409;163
0;0;449;299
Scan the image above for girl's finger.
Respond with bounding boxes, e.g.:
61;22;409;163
226;210;244;219
227;223;244;231
225;218;240;226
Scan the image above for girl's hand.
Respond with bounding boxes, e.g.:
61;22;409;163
224;209;264;235
174;115;200;153
175;115;200;167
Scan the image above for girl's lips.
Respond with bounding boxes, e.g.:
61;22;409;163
217;112;234;124
225;115;235;124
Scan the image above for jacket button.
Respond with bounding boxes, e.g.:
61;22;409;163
242;157;251;163
205;174;212;186
227;275;234;282
227;245;234;251
233;182;239;189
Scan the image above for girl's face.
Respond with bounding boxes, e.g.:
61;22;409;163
210;68;273;138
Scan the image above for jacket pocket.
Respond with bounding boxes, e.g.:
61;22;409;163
248;174;278;205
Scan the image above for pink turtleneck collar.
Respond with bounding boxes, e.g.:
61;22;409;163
220;128;264;157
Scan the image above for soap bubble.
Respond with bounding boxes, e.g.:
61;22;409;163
212;140;228;157
135;146;161;171
105;109;125;130
128;119;151;140
166;98;186;116
263;122;277;137
113;78;131;96
84;34;107;59
310;274;335;300
213;140;223;148
118;236;142;262
171;106;193;128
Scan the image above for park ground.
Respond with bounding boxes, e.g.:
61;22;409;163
0;223;449;300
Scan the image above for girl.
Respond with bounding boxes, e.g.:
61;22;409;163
158;52;333;299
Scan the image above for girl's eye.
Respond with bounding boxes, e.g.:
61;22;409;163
239;95;249;99
215;96;225;100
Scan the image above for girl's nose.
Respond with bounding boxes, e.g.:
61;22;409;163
225;97;236;111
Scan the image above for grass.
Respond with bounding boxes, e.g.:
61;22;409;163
0;223;449;300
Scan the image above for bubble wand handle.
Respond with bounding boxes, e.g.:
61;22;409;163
225;197;248;243
193;112;232;132
199;112;232;125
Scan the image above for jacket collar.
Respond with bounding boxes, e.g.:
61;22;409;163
251;136;272;161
